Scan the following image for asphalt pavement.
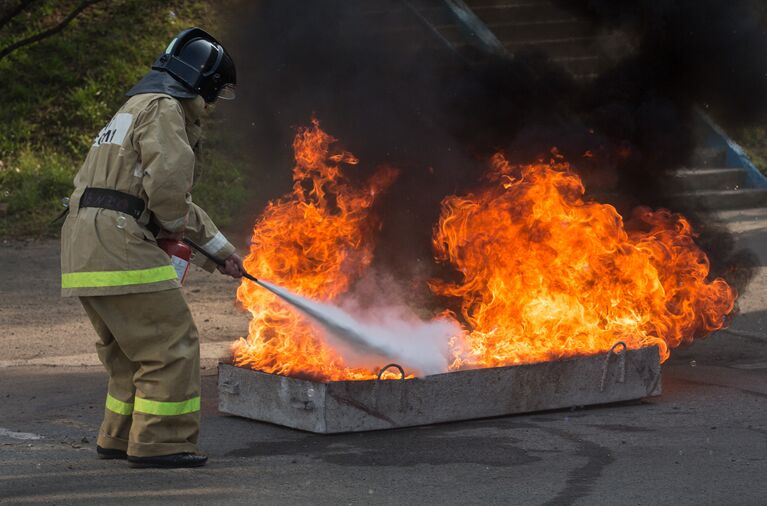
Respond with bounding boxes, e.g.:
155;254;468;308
1;208;766;505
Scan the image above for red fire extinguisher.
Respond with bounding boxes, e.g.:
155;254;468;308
158;239;191;285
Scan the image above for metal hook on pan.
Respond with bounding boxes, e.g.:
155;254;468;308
377;363;406;381
599;341;627;392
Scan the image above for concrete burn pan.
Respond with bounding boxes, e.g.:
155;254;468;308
218;343;662;434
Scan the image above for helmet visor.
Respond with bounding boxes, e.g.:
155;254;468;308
217;83;236;100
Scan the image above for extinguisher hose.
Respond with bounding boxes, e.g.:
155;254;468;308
183;238;259;283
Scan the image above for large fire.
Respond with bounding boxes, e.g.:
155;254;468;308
432;152;735;369
233;119;398;380
233;120;736;381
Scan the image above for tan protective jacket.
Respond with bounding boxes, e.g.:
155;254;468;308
61;93;235;296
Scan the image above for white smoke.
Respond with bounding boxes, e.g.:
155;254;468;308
256;279;460;377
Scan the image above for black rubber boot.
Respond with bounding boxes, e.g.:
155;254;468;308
128;453;208;468
96;445;128;460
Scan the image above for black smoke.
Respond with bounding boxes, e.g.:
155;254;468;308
218;0;765;295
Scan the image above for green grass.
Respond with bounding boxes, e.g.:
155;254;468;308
729;126;767;176
0;0;244;237
0;149;74;236
192;143;247;230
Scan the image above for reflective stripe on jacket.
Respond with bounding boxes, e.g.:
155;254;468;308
61;93;235;296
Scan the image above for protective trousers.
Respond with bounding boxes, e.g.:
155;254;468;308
79;288;201;457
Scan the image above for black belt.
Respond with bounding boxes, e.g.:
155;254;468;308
79;188;145;220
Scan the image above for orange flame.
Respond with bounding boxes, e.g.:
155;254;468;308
234;120;736;382
432;151;736;369
233;119;397;381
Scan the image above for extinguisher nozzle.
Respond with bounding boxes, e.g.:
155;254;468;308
183;237;259;282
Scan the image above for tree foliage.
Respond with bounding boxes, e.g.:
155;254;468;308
0;1;107;61
0;0;215;156
0;1;244;236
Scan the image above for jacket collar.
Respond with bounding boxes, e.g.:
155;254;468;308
125;70;197;100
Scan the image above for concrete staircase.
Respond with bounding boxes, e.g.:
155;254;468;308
462;0;615;79
355;0;613;80
402;1;767;212
356;1;767;212
368;0;618;80
666;148;767;211
658;110;767;212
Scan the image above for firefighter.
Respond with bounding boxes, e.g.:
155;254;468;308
60;28;241;468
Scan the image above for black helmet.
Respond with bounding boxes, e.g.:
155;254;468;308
152;27;236;103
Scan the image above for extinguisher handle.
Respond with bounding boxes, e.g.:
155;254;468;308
182;238;259;283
